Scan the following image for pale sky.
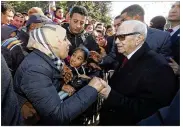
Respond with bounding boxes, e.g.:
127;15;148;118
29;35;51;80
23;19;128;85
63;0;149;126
111;1;175;25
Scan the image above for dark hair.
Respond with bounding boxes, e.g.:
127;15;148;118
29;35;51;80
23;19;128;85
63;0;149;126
106;25;112;30
95;23;103;29
56;7;62;12
150;16;166;30
70;5;88;18
73;46;90;61
44;11;50;15
54;7;62;16
121;4;145;17
14;12;24;18
114;15;121;20
84;23;93;29
1;3;15;14
21;12;28;16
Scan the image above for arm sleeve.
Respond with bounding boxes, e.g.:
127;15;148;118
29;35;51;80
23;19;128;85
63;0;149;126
159;32;172;57
20;65;98;125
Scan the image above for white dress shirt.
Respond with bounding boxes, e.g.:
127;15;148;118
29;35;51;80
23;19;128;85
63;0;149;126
127;45;142;60
170;25;180;36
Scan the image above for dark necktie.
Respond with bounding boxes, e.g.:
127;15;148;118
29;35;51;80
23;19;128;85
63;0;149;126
167;28;173;33
121;57;128;68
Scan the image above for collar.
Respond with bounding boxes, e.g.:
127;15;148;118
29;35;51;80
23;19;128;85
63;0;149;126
127;45;142;59
171;25;180;36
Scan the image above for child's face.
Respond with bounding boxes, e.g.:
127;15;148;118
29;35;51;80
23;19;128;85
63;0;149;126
70;50;85;67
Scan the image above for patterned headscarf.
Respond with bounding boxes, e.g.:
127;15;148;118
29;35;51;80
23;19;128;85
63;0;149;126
27;24;67;70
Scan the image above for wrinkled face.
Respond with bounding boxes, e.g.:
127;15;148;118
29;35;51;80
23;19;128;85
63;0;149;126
69;13;86;34
70;49;85;67
55;9;63;18
11;16;24;28
85;24;94;33
57;35;71;59
115;24;139;56
1;10;14;25
168;2;180;22
114;18;122;32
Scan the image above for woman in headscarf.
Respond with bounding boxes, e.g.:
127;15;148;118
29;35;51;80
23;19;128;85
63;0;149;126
13;24;104;125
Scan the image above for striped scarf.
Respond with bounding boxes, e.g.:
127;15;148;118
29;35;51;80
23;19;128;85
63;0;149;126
28;24;64;70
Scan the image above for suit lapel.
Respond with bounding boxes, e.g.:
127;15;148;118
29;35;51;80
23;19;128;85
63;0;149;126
114;43;150;80
171;29;180;43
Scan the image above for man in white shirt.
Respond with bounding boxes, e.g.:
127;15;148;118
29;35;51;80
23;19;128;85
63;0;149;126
167;1;180;75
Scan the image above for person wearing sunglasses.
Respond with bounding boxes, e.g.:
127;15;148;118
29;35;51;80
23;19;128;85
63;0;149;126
99;20;177;125
120;4;172;58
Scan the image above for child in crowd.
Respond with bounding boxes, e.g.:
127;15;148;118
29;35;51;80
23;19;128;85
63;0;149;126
59;46;101;100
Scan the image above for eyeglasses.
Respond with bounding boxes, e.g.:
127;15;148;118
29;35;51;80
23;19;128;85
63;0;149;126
115;32;141;41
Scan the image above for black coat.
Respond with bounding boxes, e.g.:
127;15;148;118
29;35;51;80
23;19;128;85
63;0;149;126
138;89;180;125
13;49;98;125
62;24;100;55
1;54;22;125
170;28;180;65
1;28;30;76
99;43;177;125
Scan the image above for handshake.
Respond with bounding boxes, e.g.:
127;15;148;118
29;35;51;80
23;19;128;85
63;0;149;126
88;77;111;99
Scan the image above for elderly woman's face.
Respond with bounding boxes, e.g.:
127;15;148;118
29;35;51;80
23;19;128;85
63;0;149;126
57;35;70;59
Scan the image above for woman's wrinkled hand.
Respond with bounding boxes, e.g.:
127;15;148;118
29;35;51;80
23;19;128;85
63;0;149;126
62;84;76;96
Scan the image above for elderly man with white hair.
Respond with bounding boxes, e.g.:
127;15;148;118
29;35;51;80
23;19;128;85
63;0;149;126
98;20;177;125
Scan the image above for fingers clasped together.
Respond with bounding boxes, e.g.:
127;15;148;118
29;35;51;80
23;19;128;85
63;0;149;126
88;77;111;99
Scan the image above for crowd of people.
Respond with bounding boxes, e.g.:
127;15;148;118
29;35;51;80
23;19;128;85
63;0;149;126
1;1;180;126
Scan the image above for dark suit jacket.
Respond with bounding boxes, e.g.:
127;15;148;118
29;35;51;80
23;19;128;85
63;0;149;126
170;28;180;65
138;89;180;125
99;43;177;125
146;27;172;58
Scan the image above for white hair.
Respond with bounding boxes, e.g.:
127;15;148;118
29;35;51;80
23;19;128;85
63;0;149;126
122;20;147;41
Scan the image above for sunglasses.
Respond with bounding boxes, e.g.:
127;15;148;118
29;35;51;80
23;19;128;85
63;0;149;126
115;32;141;41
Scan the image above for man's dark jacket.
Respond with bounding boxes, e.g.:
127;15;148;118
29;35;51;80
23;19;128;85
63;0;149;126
62;24;100;55
138;89;180;125
99;43;177;125
170;28;180;65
